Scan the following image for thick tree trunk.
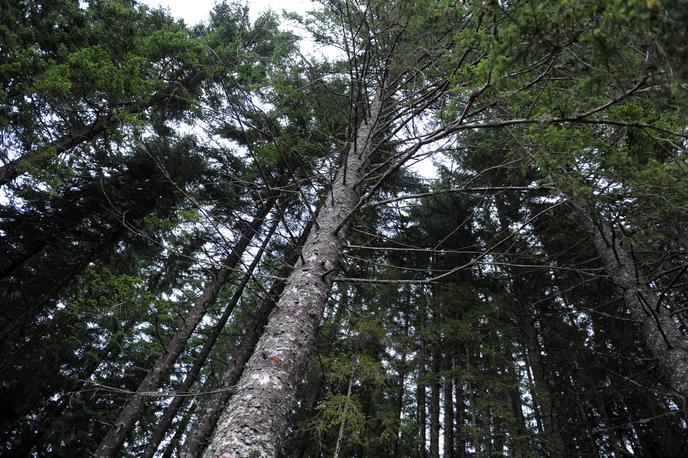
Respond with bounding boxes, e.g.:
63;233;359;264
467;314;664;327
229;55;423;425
584;211;688;399
141;215;280;458
94;199;276;458
200;90;385;457
290;297;347;458
179;221;313;458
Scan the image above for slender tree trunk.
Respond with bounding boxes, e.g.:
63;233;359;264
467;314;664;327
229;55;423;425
392;352;406;458
179;222;314;457
393;287;410;458
429;351;441;458
417;303;428;458
141;215;280;458
583;209;688;399
518;313;565;455
443;353;454;458
160;399;198;458
200;89;385;457
332;371;355;458
0;93;166;186
453;355;465;458
94;199;277;458
506;361;529;452
466;346;482;458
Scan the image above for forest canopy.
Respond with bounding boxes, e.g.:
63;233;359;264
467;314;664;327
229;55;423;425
1;0;687;456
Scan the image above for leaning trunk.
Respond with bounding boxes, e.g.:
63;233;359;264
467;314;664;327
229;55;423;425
94;198;276;458
179;221;313;457
583;209;688;398
141;215;281;458
201;89;386;457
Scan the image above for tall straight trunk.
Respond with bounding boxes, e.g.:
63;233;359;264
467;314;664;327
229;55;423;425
200;89;386;457
465;346;482;458
417;303;428;458
332;371;355;458
393;287;411;458
392;353;406;458
179;221;314;457
141;215;280;458
505;354;529;452
94;198;277;458
429;351;441;458
520;317;565;455
453;355;465;458
583;210;688;398
160;399;198;458
443;353;454;458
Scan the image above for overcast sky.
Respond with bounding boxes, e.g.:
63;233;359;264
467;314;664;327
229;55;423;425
140;0;316;25
138;0;437;179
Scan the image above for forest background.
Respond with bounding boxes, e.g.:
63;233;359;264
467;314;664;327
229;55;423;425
1;0;687;456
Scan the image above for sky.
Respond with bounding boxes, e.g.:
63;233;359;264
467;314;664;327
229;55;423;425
140;0;316;25
138;0;438;179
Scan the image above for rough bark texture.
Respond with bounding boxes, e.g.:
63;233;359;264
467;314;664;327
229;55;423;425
585;212;688;399
94;200;275;458
141;216;280;458
201;91;384;458
179;222;313;458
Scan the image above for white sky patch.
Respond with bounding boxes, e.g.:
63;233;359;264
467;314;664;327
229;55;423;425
139;0;438;179
140;0;317;25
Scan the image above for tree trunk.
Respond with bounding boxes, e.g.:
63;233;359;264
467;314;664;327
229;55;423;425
584;210;688;399
417;302;428;458
141;215;280;458
332;371;354;458
179;221;313;457
520;316;566;455
443;353;454;458
453;355;465;458
0;90;174;186
429;351;441;458
94;198;276;458
200;89;385;457
160;399;198;458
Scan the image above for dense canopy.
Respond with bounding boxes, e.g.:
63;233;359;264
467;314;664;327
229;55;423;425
1;0;687;456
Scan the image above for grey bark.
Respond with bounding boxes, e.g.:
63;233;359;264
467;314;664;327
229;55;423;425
201;89;386;458
179;221;313;457
93;199;276;458
584;210;688;400
141;215;280;458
